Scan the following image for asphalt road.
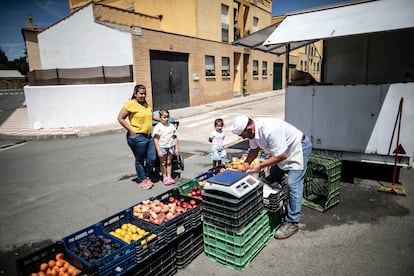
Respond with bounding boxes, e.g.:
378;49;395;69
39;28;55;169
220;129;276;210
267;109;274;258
1;95;413;276
0;89;25;126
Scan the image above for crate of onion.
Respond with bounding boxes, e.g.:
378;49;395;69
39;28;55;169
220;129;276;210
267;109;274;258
131;188;202;242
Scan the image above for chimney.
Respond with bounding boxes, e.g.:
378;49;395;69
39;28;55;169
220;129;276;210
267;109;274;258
27;14;34;28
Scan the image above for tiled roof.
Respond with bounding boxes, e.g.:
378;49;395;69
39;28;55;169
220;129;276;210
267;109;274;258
0;70;25;78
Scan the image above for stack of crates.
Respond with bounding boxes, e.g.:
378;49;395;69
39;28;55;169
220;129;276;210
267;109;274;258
203;209;279;270
201;174;280;270
263;180;289;217
302;154;342;212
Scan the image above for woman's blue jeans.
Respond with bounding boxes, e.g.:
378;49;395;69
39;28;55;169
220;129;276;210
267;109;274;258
126;133;156;182
268;136;312;225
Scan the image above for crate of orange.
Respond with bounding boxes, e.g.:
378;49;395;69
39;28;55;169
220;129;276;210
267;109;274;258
15;241;86;276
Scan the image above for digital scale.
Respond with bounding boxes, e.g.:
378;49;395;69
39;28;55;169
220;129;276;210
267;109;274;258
204;170;262;198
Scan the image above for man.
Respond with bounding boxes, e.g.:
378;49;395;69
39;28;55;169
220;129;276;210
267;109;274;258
231;115;312;239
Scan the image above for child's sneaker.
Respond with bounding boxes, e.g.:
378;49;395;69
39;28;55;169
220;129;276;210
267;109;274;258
163;177;174;186
167;177;176;185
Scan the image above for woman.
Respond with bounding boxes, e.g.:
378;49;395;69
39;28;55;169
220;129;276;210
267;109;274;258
118;84;159;189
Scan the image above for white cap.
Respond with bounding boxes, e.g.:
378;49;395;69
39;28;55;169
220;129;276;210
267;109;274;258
231;115;249;135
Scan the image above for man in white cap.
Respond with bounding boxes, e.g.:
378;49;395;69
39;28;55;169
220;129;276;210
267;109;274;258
231;115;312;239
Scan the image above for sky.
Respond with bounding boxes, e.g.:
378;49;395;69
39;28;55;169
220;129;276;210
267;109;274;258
0;0;347;61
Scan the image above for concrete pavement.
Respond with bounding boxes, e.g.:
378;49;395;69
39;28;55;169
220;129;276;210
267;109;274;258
0;90;281;143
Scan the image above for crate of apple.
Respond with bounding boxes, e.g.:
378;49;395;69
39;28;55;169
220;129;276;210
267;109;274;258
133;193;200;226
187;185;204;200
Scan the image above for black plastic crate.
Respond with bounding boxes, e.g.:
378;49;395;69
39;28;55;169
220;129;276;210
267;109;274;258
203;203;263;233
61;223;136;276
130;241;177;276
203;189;263;219
176;226;204;269
263;182;289;213
15;241;88;276
202;183;263;210
100;208;167;264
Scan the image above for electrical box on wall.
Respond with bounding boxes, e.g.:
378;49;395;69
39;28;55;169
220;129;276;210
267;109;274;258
193;73;199;81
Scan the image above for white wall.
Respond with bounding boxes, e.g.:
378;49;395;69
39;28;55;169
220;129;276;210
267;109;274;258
285;83;414;166
24;83;135;128
38;4;133;69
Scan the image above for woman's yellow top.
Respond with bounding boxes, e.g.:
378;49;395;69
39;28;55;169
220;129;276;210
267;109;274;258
123;100;153;134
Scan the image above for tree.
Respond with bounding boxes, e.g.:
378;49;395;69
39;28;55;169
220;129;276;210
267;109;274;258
8;57;29;76
0;48;8;70
0;47;29;75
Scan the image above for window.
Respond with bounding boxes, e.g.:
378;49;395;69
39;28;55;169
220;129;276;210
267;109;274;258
221;57;230;77
262;61;267;76
205;56;215;77
253;60;258;76
253;17;259;33
221;5;229;42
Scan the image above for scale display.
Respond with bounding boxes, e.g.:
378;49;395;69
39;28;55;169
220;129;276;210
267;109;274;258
204;170;262;198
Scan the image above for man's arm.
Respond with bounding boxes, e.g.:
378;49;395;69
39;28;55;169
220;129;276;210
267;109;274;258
249;151;287;173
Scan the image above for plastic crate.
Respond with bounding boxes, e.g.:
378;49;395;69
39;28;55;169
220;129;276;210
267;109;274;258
202;185;263;232
177;178;204;200
144;188;202;241
195;171;214;184
303;154;342;212
100;208;166;264
15;241;88;276
203;221;269;270
130;241;177;276
202;183;263;210
302;190;340;213
203;189;263;221
176;226;204;269
203;210;268;254
61;223;136;276
267;211;283;236
263;182;289;213
203;203;263;233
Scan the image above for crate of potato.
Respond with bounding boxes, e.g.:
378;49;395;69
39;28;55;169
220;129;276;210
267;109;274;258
100;208;166;264
132;189;202;241
16;241;85;276
62;223;136;276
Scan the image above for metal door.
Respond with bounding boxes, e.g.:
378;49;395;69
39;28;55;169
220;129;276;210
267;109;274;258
150;50;189;111
273;63;283;90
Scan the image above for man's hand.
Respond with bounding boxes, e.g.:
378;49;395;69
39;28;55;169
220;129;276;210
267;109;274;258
247;164;261;173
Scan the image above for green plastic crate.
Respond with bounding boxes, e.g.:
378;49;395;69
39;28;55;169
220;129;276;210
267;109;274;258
302;190;340;213
177;178;204;197
203;225;269;270
203;211;268;255
267;211;283;236
203;210;268;245
303;154;342;212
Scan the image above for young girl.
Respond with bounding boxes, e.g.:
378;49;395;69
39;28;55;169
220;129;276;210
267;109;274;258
209;118;226;168
153;109;179;185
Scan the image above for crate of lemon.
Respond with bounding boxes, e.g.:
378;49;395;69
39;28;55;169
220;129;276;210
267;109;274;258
100;208;165;264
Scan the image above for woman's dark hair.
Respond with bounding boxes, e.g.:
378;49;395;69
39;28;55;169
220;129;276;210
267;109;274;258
131;84;146;99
